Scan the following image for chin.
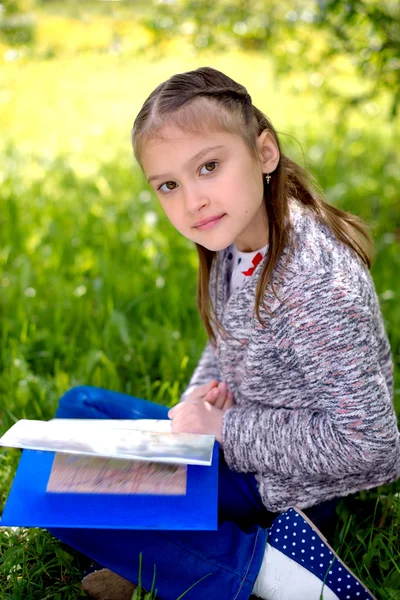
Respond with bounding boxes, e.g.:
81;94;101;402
196;240;233;252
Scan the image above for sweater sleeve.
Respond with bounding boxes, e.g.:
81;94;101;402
181;342;221;400
222;272;398;478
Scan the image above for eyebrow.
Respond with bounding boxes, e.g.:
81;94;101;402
147;145;225;184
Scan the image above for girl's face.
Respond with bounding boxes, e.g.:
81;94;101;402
141;125;279;252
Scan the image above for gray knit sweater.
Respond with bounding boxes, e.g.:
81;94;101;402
186;202;400;512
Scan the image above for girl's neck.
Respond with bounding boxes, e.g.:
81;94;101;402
233;241;268;254
233;204;269;252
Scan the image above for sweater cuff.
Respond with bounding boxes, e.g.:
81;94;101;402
222;406;261;473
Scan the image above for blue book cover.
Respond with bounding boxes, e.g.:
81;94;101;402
1;443;219;530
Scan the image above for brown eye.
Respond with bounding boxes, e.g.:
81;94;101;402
200;161;217;174
159;181;177;193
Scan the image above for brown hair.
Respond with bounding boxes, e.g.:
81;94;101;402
132;67;373;343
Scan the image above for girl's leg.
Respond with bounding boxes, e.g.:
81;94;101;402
51;388;370;599
51;386;268;599
50;522;266;600
55;386;169;420
50;508;376;600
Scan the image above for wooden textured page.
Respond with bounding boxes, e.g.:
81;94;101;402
47;453;187;495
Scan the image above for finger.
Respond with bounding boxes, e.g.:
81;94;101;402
191;380;218;395
197;380;219;396
220;391;234;411
213;382;228;410
183;380;219;402
206;379;219;389
222;390;234;410
204;382;228;408
203;387;220;405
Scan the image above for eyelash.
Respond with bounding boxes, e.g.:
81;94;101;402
199;160;218;175
157;161;219;194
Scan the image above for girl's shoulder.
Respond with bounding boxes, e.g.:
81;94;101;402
287;200;366;279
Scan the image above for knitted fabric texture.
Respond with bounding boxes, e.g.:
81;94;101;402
186;202;400;512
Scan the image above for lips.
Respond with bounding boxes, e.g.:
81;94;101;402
193;214;225;230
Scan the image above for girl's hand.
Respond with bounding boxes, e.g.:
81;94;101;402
203;381;234;411
184;380;234;411
184;380;219;402
168;398;224;443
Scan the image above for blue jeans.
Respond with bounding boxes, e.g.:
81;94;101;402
49;386;338;600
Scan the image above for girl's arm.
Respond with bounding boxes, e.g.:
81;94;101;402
222;272;399;478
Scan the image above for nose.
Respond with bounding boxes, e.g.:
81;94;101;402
183;185;209;213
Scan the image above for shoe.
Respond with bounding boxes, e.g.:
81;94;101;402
266;507;377;600
82;563;136;600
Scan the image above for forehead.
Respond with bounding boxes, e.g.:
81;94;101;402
142;124;233;148
140;126;245;175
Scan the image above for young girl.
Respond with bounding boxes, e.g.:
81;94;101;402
51;67;400;600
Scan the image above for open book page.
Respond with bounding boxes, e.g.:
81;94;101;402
47;453;187;495
0;419;215;465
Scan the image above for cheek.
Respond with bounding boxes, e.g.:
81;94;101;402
158;199;172;220
232;171;263;207
159;199;188;234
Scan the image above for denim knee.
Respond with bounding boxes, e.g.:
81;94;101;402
55;385;103;418
55;386;170;420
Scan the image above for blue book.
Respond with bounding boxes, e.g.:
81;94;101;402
0;420;219;531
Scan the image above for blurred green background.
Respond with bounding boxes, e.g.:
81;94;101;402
1;0;399;421
0;1;399;597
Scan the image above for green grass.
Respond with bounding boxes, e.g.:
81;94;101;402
0;137;399;600
1;10;400;600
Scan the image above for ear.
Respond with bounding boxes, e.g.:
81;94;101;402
257;130;280;174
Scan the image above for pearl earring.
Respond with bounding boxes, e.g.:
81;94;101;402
264;173;271;184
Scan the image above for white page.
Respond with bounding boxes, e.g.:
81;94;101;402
0;419;215;466
50;418;173;433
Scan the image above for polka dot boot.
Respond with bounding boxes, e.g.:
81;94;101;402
255;507;376;600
